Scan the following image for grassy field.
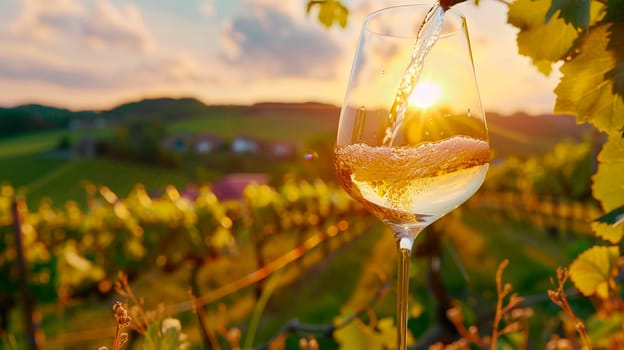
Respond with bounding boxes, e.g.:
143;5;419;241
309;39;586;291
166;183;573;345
0;128;112;158
168;112;337;145
1;153;190;207
0;153;68;188
0;130;68;158
22;158;191;206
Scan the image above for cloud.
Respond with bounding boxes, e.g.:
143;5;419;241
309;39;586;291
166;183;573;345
82;2;155;52
0;52;110;89
10;0;155;53
219;3;342;79
126;53;218;85
199;0;215;17
244;0;301;19
0;49;215;90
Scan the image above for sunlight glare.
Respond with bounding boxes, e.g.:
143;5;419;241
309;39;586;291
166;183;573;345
408;81;442;108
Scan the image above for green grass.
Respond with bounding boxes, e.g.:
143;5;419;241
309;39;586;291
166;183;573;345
240;224;386;348
168;113;336;145
436;209;587;301
0;130;69;158
0;128;111;158
21;158;190;207
0;154;69;188
0;127;186;207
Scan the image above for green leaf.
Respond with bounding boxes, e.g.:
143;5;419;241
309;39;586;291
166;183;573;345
243;271;282;349
595;205;624;227
554;23;624;134
307;0;348;28
333;312;412;349
546;0;591;28
569;245;619;298
507;0;580;74
606;0;624;22
592;135;624;242
587;312;624;348
593;134;624;212
144;321;161;350
58;241;105;288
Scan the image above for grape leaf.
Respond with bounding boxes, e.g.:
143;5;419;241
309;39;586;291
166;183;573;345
507;0;579;75
593;134;624;212
546;0;591;29
333;312;412;349
210;227;235;250
555;23;624;133
569;245;619;298
608;23;624;102
306;0;348;28
591;221;623;244
59;242;106;287
586;312;624;348
592;135;624;242
333;316;395;349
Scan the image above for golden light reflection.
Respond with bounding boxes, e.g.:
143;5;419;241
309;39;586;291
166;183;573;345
405;106;488;145
408;81;441;108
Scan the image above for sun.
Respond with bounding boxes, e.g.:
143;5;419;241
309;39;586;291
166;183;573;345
408;81;442;108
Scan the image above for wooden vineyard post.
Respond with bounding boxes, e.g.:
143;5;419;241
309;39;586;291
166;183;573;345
11;198;38;350
321;219;331;259
295;227;305;270
253;230;266;299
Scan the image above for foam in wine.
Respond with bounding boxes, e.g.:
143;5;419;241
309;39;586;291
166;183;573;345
335;136;489;226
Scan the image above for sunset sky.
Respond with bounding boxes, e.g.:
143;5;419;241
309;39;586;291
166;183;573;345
0;0;561;114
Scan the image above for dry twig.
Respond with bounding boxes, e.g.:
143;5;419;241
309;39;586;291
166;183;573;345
548;267;592;350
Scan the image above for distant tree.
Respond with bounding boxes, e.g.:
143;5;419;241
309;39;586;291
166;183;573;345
103;118;179;168
0;105;82;137
56;135;72;151
0;110;33;137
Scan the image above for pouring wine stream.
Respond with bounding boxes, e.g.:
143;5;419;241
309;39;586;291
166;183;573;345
383;0;466;146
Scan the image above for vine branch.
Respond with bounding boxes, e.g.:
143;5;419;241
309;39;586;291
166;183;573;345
255;279;392;349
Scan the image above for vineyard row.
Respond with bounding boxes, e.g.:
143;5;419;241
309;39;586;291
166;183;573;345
0;181;602;349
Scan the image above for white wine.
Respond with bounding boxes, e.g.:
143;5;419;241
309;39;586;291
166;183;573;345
335;135;489;226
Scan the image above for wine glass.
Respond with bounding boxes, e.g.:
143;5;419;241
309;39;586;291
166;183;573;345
334;3;489;349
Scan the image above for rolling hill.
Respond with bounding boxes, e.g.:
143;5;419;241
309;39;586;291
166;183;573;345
1;97;592;153
485;112;594;156
0;97;595;206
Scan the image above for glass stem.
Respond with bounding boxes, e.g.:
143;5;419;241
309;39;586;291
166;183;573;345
396;235;415;350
